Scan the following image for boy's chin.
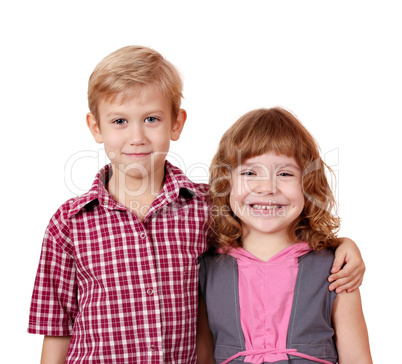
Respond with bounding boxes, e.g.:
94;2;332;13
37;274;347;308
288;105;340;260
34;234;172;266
111;159;166;180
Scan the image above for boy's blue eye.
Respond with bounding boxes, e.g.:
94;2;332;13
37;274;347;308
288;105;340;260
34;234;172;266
113;118;127;125
145;117;158;123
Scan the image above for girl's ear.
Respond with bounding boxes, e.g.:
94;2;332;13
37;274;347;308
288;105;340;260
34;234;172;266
171;109;187;141
86;113;103;144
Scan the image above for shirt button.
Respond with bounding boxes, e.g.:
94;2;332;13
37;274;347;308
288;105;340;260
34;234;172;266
103;200;109;206
147;289;154;296
150;345;157;351
140;233;146;239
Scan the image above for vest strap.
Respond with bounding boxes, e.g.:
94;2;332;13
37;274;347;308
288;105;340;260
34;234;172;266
220;348;333;364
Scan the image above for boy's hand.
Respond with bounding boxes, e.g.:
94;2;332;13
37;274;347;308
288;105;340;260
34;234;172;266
328;237;365;293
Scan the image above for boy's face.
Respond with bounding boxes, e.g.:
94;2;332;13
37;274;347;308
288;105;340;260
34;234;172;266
87;85;186;185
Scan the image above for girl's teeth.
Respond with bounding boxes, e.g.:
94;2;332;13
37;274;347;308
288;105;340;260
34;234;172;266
252;204;282;210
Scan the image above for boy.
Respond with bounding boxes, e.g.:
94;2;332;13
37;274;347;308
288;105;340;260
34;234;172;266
28;46;364;363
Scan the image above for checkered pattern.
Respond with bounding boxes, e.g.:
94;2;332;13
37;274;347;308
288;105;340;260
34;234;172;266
28;162;209;363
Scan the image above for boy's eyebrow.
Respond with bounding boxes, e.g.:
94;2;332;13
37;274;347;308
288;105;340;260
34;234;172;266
105;109;167;118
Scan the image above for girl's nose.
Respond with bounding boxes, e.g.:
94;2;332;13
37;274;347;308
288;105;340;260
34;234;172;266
255;175;277;195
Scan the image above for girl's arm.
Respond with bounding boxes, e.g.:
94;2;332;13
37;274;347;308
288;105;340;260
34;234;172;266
332;289;372;364
41;336;71;364
328;237;365;293
196;294;215;364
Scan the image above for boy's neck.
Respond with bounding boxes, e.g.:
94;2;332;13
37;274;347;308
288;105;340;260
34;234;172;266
106;163;166;221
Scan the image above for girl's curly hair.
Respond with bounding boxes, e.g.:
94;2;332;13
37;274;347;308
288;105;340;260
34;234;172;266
208;107;341;252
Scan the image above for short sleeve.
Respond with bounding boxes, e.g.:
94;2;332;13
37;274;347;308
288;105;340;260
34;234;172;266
28;209;78;336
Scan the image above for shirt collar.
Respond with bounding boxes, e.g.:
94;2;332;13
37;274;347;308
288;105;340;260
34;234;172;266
67;164;113;217
163;160;208;200
68;162;207;218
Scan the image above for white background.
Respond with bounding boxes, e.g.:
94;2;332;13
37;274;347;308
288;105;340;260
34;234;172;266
1;1;401;362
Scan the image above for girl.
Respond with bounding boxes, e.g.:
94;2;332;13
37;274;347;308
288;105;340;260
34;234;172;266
197;108;372;364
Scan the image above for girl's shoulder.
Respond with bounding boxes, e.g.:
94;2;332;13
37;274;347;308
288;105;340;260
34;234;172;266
300;248;335;262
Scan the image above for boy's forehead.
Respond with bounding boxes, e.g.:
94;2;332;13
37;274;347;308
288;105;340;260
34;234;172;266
101;84;168;106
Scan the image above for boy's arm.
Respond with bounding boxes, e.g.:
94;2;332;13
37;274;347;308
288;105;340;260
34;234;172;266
41;336;71;364
28;209;77;360
332;289;372;363
196;294;215;364
328;237;365;293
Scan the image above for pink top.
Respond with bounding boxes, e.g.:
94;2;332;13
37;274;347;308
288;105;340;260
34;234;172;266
228;243;312;364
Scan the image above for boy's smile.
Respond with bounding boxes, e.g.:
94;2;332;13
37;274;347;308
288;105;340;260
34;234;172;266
87;85;186;193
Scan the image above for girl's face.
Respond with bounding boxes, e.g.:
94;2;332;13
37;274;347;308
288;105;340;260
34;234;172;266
229;152;305;243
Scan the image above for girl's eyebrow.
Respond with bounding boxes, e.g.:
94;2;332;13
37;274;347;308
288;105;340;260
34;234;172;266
240;162;300;170
279;163;300;170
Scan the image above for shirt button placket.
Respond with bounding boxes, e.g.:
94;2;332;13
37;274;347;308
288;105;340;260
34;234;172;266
139;233;156;296
148;344;161;363
137;228;162;362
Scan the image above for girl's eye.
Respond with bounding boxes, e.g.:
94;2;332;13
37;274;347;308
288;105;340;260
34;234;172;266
113;118;127;125
241;170;256;176
145;117;158;123
278;172;293;177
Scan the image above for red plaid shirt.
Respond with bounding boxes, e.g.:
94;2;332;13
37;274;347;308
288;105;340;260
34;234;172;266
28;162;209;363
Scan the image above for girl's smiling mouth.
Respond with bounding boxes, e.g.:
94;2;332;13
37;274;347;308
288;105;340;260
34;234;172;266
250;204;285;210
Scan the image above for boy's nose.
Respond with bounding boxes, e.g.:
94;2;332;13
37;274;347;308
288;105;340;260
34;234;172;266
129;122;146;145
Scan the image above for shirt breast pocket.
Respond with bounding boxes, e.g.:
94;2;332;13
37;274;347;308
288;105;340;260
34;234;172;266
167;263;200;323
182;262;200;294
158;204;191;218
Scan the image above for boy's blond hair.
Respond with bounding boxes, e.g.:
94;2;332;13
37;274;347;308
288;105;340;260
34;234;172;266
88;45;183;121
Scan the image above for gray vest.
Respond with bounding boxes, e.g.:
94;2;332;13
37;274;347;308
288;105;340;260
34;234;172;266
199;250;338;364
